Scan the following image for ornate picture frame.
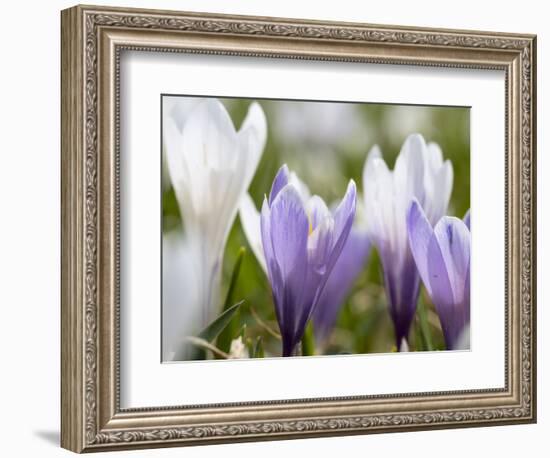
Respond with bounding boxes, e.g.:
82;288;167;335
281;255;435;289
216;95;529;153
61;4;536;453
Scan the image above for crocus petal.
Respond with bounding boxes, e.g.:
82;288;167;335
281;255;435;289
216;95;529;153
163;96;202;132
433;217;470;305
394;134;426;210
260;198;278;292
420;142;454;225
260;197;285;329
363;149;394;251
206;166;239;242
463;209;471;230
291;215;335;339
181;99;237;169
361;145;382;192
239;193;267;272
307;195;332;230
269;185;310;282
240;102;267;147
269;164;290;205
423;237;454;344
164;117;193;212
289;171;311;202
265;185;310;355
406;198;435;295
178;100;238;218
238;102;267;185
426;142;444;171
332;180;357;247
424;160;454;225
425;231;454;310
325;180;357;277
162;97;221;195
313;228;370;342
307;215;335;276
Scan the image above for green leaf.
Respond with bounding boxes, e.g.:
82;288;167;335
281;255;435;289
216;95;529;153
301;321;316;356
223;247;246;312
198;300;245;343
245;337;255;358
161;187;182;232
238;324;247;339
217;247;246;352
417;298;434;351
185;336;229;359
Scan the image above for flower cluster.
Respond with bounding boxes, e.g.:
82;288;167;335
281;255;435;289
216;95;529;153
163;98;470;360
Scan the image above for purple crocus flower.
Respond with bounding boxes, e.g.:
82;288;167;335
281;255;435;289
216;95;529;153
240;182;368;347
362;134;453;348
406;199;470;350
313;228;370;343
260;165;357;356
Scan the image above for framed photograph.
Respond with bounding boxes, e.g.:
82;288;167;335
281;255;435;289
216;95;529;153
61;4;537;453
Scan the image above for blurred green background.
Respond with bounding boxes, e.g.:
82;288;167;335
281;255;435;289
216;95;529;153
162;97;470;357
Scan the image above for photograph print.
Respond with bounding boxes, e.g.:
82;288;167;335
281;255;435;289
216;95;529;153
161;96;471;362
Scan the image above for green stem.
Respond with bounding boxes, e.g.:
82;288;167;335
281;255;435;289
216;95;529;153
417;299;434;351
301;322;316;356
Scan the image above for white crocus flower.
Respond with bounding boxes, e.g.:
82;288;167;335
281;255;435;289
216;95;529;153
362;133;453;349
164;99;267;330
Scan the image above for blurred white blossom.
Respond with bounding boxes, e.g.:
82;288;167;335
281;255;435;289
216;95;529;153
383;106;434;148
162;231;201;361
272;101;369;152
229;336;249;359
454;325;471;351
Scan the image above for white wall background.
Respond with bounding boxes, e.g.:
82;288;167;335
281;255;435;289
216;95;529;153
0;0;546;456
